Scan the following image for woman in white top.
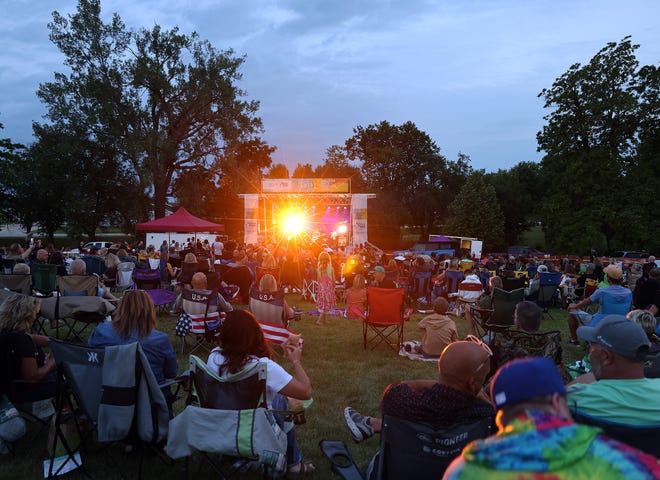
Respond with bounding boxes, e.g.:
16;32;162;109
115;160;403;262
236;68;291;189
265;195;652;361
207;310;314;476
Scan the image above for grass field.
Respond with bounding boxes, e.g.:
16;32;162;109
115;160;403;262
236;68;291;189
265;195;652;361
1;295;584;479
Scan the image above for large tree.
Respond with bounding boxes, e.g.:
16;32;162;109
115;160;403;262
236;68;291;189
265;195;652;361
38;0;272;221
445;171;505;250
345;121;471;238
485;161;544;246
537;37;659;253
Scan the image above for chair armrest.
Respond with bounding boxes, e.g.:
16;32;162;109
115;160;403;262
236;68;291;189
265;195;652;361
319;440;365;480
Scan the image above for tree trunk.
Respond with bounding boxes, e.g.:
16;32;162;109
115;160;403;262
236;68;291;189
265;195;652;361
153;180;168;219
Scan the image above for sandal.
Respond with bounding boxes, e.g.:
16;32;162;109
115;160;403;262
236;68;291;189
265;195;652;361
286;461;315;478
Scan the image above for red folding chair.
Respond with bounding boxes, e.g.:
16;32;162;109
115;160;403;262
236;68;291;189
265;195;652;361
363;287;405;353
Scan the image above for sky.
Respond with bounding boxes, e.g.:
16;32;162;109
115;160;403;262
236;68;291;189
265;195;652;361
1;0;658;173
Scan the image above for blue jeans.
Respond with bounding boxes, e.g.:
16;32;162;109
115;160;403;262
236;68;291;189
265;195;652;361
272;393;302;467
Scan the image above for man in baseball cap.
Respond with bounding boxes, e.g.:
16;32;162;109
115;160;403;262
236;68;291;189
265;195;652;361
369;265;396;289
443;357;660;479
566;315;660;426
567;263;632;344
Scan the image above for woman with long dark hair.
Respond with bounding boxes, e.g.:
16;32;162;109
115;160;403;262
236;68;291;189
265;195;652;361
207;310;314;477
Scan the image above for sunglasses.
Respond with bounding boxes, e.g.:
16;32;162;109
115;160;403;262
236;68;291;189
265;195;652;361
466;334;493;373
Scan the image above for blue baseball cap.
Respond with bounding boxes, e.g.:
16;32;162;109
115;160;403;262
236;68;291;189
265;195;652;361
490;357;566;409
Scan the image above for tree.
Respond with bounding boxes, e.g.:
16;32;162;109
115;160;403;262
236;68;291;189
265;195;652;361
485;161;544;246
39;0;272;222
316;145;366;192
291;163;315;178
536;37;660;253
264;163;290;179
445;172;504;250
345;121;471;238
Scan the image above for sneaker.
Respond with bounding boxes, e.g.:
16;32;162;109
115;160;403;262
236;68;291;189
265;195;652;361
568;339;580;345
344;407;374;443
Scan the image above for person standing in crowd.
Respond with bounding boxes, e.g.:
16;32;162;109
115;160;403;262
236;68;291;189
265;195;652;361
315;251;336;326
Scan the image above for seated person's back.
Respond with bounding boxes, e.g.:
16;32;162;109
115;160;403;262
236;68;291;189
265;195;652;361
88;289;177;384
249;274;292;326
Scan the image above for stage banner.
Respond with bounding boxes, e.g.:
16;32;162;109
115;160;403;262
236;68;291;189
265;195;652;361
262;178;350;193
244;194;259;245
351;194;369;245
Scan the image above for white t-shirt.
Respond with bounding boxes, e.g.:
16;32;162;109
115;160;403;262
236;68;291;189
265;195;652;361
212;241;224;256
207;347;292;407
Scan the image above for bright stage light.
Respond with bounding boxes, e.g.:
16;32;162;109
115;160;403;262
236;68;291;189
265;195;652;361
337;224;348;234
279;210;308;236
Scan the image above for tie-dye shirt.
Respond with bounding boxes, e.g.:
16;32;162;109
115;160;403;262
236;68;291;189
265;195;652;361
443;410;660;479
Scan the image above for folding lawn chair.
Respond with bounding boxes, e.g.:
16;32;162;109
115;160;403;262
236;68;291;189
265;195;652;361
46;340;171;479
489;329;569;382
571;412;660;458
54;275;105;342
249;287;288;327
31;264;58;297
165;356;288;478
115;262;135;292
536;271;562;319
178;288;224;354
363;287;405;353
0;273;32;295
80;256;106;277
319;414;493;479
470;287;524;339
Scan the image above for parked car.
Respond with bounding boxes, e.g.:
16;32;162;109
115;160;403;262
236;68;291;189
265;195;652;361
83;241;113;251
609;251;649;260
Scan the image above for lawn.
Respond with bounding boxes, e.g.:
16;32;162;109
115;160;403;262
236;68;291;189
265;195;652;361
1;295;584;479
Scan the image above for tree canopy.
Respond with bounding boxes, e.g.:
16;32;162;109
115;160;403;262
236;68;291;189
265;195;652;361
37;0;273;221
537;36;660;253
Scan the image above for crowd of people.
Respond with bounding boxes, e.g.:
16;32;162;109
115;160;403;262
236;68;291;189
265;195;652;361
1;235;659;477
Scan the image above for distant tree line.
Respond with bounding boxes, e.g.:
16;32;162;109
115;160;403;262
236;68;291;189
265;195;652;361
0;1;657;254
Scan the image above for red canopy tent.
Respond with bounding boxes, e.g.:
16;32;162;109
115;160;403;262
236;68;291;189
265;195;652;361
135;207;224;233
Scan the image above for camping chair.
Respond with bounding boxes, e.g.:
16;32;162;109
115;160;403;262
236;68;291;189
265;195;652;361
249;287;288;328
536;271;562;319
133;268;161;290
255;266;280;286
46;339;170;479
443;270;464;298
115;262;135;292
589;295;632;327
319;415;493;480
178;288;224;354
571;412;660;458
0;273;32;294
31;263;58;297
409;271;432;306
456;281;484;316
165;356;288;478
488;329;570;382
55;275;105;342
501;276;525;292
363;287;405;353
470;287;524;339
80;256;106;277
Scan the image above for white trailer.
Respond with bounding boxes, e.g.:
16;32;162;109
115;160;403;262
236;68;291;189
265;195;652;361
428;235;483;259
